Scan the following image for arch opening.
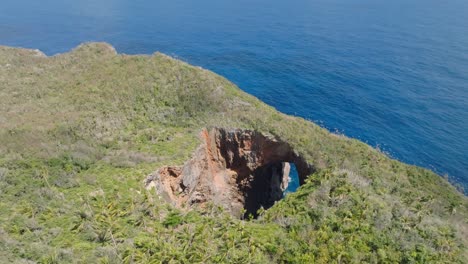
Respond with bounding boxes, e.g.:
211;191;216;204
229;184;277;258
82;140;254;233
242;162;302;219
284;163;300;195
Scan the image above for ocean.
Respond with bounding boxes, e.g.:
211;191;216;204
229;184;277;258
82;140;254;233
1;0;467;191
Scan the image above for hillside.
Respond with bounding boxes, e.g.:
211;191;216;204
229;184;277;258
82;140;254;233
0;42;467;263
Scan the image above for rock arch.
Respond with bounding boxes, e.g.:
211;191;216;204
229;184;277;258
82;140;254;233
145;128;314;218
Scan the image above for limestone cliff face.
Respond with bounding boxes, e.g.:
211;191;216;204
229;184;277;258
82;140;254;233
145;128;313;217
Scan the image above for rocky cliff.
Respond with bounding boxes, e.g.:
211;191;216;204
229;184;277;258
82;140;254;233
145;127;314;217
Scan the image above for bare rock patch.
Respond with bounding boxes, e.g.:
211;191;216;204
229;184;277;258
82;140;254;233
145;127;314;218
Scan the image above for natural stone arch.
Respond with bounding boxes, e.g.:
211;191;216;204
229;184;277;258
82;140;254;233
145;127;315;218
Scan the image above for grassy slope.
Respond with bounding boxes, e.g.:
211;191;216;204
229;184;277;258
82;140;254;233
0;43;466;263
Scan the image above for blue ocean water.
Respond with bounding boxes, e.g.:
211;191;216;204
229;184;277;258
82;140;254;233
1;0;467;192
285;164;300;195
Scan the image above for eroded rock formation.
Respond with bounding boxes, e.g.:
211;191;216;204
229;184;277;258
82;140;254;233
145;128;314;218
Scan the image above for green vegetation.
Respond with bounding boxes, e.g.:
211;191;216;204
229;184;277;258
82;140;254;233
0;43;466;263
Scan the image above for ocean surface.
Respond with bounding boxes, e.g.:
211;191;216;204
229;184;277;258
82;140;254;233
1;0;467;192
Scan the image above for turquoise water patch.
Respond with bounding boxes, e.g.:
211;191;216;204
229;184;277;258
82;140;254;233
284;163;300;195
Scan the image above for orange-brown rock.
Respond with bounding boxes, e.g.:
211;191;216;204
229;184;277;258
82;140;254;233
145;127;313;218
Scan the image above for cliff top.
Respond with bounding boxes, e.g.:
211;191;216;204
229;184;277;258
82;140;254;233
0;43;466;263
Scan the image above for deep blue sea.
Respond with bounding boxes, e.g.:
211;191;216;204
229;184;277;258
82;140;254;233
1;0;467;192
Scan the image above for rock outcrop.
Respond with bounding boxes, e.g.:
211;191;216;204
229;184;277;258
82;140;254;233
145;128;314;218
